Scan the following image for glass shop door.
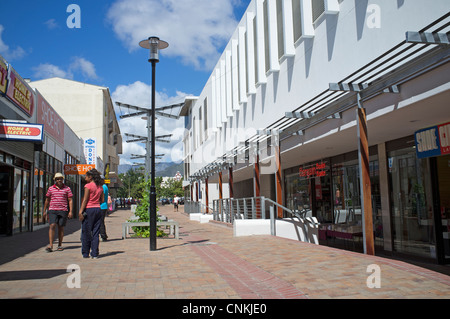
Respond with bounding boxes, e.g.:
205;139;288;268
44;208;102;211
435;155;450;264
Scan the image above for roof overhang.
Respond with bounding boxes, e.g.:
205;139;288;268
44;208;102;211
178;96;198;117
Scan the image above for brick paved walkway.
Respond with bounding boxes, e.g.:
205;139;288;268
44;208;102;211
0;204;449;300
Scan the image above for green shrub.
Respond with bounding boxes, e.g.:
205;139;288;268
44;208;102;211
128;182;167;238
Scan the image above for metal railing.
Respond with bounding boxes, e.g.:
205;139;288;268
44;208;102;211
212;196;306;223
213;197;265;223
184;200;213;214
186;196;318;236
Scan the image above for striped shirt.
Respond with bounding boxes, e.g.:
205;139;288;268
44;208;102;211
46;184;73;211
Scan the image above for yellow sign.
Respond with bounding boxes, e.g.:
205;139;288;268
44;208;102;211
0;58;7;94
104;179;110;184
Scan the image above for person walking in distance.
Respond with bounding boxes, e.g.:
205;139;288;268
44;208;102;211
99;175;109;242
79;169;104;259
173;195;179;212
43;173;73;252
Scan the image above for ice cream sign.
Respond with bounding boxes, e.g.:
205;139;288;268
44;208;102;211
415;122;450;159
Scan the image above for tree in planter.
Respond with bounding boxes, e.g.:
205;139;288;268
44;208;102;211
129;177;167;238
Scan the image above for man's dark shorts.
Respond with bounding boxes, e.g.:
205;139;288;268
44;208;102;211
48;210;69;227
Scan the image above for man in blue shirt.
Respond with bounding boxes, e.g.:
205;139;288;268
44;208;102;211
100;176;109;241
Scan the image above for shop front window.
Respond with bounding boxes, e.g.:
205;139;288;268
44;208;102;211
33;170;44;226
285;161;331;220
13;168;22;233
33;170;40;225
285;155;381;252
332;162;361;225
314;173;332;223
331;157;382;248
285;173;311;215
22;170;30;231
389;147;436;259
436;155;450;260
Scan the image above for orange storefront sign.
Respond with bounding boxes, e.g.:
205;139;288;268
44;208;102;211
64;164;95;175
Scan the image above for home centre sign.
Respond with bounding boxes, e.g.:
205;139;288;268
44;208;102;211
415;122;450;159
0;121;44;142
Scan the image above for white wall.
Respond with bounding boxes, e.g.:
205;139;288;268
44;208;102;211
186;0;450;178
29;78;107;163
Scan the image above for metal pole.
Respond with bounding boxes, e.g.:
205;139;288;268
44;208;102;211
150;60;157;251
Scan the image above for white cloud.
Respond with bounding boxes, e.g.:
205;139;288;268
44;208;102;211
44;19;59;30
31;57;99;81
106;0;241;70
112;81;188;164
70;57;99;80
0;25;26;61
32;63;72;80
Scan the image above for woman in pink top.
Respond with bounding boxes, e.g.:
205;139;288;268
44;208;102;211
79;169;104;259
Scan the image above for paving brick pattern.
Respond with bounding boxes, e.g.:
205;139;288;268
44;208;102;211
0;204;449;299
187;234;307;299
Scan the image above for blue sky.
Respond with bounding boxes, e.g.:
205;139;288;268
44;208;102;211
0;0;251;164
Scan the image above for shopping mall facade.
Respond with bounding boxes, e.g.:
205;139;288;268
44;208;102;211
181;1;450;264
0;55;86;235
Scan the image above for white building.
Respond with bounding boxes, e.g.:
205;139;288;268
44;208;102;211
181;1;450;264
29;78;123;191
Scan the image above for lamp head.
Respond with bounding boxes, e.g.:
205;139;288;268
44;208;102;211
139;36;169;62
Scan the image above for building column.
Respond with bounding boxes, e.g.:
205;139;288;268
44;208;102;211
357;97;375;256
195;181;199;202
228;166;234;198
378;142;392;252
205;177;209;214
218;171;223;200
252;144;261;218
273;130;283;218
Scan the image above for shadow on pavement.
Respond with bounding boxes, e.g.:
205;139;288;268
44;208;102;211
0;219;81;266
0;269;68;281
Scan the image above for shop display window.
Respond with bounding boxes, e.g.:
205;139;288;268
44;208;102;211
329;156;381;249
12;169;30;233
436;155;450;260
284;151;381;252
12;168;22;233
285;173;311;215
388;146;436;259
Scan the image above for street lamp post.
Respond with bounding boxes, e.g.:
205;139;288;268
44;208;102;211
139;36;168;251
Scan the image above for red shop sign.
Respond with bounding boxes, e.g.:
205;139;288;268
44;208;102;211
0;122;44;142
36;90;64;145
299;162;327;179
